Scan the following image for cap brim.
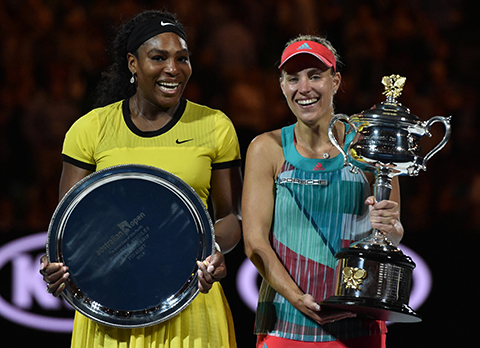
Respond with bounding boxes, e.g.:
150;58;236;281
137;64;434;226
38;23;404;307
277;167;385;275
278;51;334;69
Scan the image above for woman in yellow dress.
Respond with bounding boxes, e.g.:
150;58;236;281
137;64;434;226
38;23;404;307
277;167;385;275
39;10;242;348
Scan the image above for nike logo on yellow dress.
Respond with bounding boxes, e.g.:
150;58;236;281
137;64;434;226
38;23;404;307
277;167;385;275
176;138;193;144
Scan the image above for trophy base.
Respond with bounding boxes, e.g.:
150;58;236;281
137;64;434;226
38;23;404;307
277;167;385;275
321;296;422;323
324;237;421;323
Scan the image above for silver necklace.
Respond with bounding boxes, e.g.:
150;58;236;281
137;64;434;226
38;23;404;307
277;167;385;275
294;125;333;159
133;97;173;131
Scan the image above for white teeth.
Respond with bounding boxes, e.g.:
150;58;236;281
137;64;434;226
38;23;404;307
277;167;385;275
159;82;180;89
297;98;318;105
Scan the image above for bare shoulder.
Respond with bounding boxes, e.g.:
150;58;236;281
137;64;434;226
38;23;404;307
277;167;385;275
247;129;283;156
245;129;284;177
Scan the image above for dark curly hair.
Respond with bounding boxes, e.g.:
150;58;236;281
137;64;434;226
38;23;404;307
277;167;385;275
93;10;186;108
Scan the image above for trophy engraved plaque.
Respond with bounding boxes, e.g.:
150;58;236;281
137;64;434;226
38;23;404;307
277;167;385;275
46;164;215;328
321;75;451;322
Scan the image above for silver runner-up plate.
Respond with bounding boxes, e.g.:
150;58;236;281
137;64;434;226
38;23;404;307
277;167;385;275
46;164;215;328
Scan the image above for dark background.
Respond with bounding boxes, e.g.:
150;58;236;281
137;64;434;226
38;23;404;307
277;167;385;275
1;0;479;347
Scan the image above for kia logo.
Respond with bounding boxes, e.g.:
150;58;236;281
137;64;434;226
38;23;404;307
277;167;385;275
0;233;432;332
0;232;74;332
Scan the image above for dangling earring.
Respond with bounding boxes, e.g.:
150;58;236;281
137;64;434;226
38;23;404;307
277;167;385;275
130;73;135;84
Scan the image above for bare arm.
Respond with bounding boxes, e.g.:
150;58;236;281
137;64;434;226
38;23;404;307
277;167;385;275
243;133;286;290
59;162;93;199
40;161;93;296
209;166;243;253
196;165;243;293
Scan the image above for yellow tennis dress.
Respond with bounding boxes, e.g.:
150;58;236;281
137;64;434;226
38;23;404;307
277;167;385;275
62;98;241;348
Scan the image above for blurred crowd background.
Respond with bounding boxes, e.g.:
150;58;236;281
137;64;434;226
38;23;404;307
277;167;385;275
0;0;478;347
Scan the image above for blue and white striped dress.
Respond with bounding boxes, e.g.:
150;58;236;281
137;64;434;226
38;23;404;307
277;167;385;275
254;123;387;342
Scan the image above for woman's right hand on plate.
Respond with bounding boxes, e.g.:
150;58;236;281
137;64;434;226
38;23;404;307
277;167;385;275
39;254;69;297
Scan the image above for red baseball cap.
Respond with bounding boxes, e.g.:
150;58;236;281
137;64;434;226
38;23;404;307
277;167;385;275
278;40;336;71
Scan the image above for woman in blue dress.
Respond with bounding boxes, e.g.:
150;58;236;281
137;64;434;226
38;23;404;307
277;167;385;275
242;34;404;348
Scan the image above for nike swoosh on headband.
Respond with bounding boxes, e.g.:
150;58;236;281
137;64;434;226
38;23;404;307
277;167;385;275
160;21;175;26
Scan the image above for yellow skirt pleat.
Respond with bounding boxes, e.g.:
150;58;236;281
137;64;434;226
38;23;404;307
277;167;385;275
71;283;236;348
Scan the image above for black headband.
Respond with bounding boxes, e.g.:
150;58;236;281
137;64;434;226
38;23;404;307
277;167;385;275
126;16;187;53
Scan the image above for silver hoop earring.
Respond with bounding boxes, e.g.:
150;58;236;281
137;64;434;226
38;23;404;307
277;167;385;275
130;74;135;84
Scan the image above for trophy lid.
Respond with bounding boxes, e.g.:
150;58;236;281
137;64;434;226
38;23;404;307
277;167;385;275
353;75;423;128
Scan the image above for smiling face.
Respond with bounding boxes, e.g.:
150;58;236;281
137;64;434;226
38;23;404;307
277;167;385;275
128;32;192;110
280;54;340;126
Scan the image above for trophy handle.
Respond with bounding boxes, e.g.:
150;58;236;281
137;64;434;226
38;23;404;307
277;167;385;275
422;116;452;170
328;114;359;173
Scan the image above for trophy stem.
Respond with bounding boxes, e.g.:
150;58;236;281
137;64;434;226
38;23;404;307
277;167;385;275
352;167;396;249
373;167;393;202
372;166;394;244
